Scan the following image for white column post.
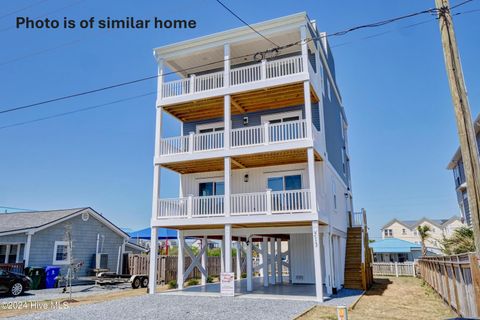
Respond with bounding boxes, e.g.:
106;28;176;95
148;227;158;293
266;189;272;215
224;43;230;88
221;237;225;273
236;240;241;280
24;232;33;267
188;132;194;153
246;238;253;292
276;238;282;283
307;148;318;214
16;244;21;263
201;236;208;285
4;245;11;263
261;59;267;80
225;224;232;273
304;81;313;139
287;239;292;283
224;95;231;150
224;156;231;217
322;231;333;295
262;237;269;287
312;222;324;302
155;58;164;104
269;238;276;284
300;25;309;74
330;235;337;291
177;231;185;289
395;262;399;277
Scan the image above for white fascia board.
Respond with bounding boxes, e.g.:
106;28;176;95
154;12;308;60
182;226;313;237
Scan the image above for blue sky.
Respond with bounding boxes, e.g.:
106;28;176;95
0;0;479;238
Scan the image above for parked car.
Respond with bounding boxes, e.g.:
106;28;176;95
0;269;31;296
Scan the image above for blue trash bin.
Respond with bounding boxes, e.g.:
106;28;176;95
45;266;61;289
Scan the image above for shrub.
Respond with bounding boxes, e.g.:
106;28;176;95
187;278;199;286
167;280;177;289
241;273;247;279
207;276;214;283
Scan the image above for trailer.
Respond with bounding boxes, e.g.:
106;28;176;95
95;272;149;289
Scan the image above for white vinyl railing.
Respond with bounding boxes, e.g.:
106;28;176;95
159;120;309;155
230;63;262;86
162;78;190;98
158;198;188;218
231;125;265;147
193;131;224;151
191;195;224;217
161;55;304;98
351;211;364;227
268;120;307;143
271;189;311;213
194;71;224;92
372;262;416;277
231;192;268;215
159;136;189;156
157;189;311;218
266;56;303;79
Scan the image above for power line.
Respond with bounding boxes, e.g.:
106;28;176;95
0;0;49;20
0;5;460;116
0;92;155;130
214;0;280;48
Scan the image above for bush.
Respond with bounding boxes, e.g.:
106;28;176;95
207;276;214;283
167;280;177;289
187;278;199;286
241;273;247;279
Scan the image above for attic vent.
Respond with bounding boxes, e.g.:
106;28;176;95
82;212;90;222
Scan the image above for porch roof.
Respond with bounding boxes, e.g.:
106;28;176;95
370;238;421;254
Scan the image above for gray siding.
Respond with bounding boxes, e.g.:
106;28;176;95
0;233;27;244
183;104;320;134
28;214;125;277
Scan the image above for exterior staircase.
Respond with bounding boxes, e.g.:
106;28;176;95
344;210;373;290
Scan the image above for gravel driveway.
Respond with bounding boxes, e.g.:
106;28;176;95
8;294;315;320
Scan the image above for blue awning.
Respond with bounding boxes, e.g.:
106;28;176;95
128;227;177;240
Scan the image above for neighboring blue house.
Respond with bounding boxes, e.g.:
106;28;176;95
447;113;480;226
370;238;422;263
0;207;136;277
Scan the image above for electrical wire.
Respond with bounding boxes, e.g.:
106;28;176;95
214;0;280;48
0;0;49;20
0;92;155;130
0;4;468;116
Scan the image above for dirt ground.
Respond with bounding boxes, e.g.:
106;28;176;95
0;285;168;318
297;277;457;320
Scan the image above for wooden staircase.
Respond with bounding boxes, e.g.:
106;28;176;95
344;210;373;290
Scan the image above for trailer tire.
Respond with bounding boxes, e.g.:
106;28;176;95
132;277;141;289
141;277;149;288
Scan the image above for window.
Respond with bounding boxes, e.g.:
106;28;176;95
261;111;302;125
402;229;407;235
53;241;70;265
341;150;346;175
199;181;224;196
327;79;331;100
196;122;224;134
332;179;337;210
384;229;393;237
267;175;302;191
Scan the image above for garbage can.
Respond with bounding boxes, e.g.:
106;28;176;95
45;266;61;289
26;267;46;290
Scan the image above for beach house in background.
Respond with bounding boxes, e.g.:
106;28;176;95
0;207;137;276
148;12;372;302
381;216;465;254
447;113;480;226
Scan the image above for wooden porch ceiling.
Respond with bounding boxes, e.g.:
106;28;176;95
162;82;319;122
168;220;318;231
161;148;322;174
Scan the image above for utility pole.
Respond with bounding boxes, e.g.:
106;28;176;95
435;0;480;254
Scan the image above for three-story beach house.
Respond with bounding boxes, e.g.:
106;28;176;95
148;13;366;301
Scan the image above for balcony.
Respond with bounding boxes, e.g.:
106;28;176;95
161;55;305;101
159;119;308;156
157;189;312;219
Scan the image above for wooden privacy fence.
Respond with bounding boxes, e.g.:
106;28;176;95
417;253;480;318
128;254;245;284
0;262;25;274
372;262;416;277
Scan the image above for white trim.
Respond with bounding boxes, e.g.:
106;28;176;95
260;110;302;125
52;241;70;265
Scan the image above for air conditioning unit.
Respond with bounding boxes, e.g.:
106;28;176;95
95;253;108;270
